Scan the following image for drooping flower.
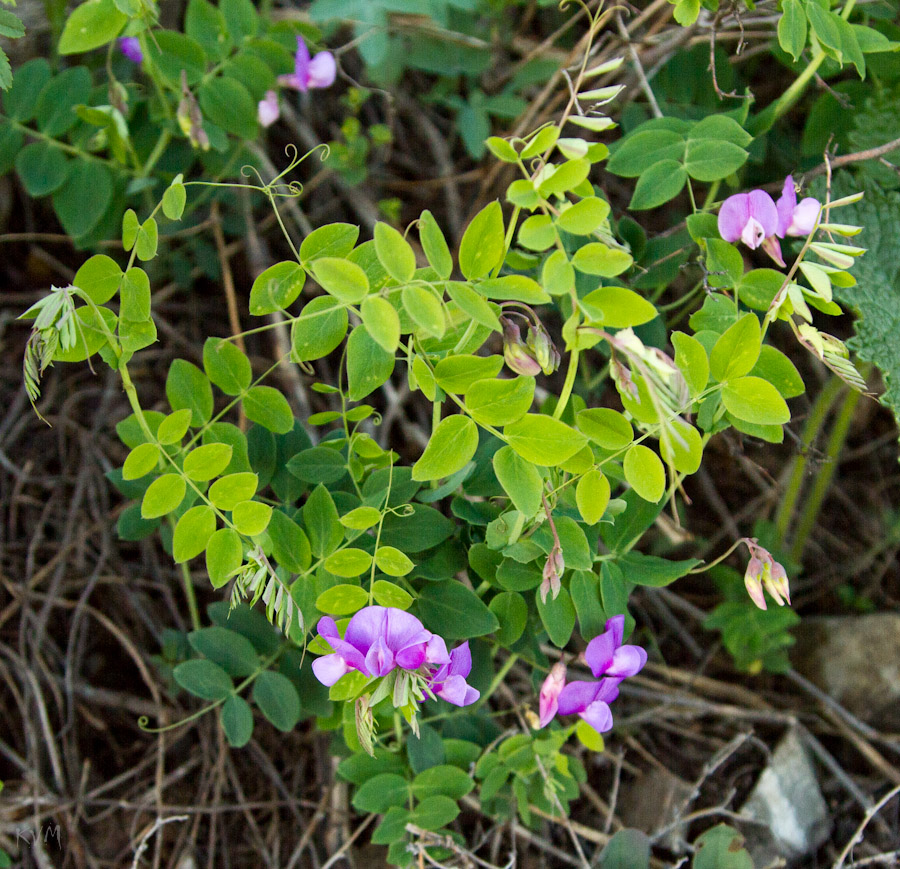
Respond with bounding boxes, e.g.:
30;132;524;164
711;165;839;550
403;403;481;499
717;189;778;252
584;615;648;680
501;317;542;377
526;322;561;376
258;90;280;128
776;175;821;238
557;678;621;733
538;661;567;728
311;606;448;687
177;70;209;151
278;36;336;92
428;641;480;706
741;538;791;610
119;37;143;65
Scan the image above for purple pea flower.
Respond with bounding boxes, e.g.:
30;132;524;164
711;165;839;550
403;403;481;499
119;37;143;65
776;175;820;238
538;661;567;728
584;615;648;680
557;677;621;733
278;36;336;92
311;606;448;687
428;641;480;706
717;189;778;252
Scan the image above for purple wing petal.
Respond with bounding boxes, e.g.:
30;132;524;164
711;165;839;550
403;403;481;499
447;642;472;678
119;37;143;64
312;653;349;686
317;616;339;639
775;176;797;238
579;700;614;733
307;51;337;89
425;635;450;667
395;643;427;671
584;630;616;679
294;35;311;87
718;193;751;243
594;677;622;704
435;674;479;706
607;644;647;679
558;680;600;715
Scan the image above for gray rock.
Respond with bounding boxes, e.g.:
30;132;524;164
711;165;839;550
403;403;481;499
792;613;900;728
739;728;830;867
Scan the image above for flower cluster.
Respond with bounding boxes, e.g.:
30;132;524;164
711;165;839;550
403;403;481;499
258;37;336;128
718;175;821;267
537;615;647;734
311;606;479;707
500;313;560;377
742;538;790;610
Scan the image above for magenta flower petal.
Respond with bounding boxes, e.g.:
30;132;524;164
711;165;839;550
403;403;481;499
584;630;616;678
788;198;820;236
317;616;339;639
307;51;337;89
718;193;751;243
776;176;797;237
607;645;647;679
580;700;614;733
605;614;625;647
312;653;350;686
594;677;622;705
345;606;387;651
365;635;394;677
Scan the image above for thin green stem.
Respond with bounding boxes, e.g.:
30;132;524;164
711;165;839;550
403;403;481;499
175;536;202;631
552;349;580;421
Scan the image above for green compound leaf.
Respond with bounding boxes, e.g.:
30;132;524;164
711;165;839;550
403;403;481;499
352;773;409;813
141;474;186;519
291;296;348;362
190;626;259;677
173;506;217;562
493;446;543;517
434;355;504;394
299;223;359;262
316;583;369;614
721;376;790;425
576;469;610;525
252;670;301;732
157;409;193;445
135;217;158;262
709;313;761;382
346;325;395;401
162;175;187;220
581;286;657;328
459;201;505;280
183;443;233;482
242;386;293;434
409;795;460;831
311;257;370;304
122;443;160;480
206;528;243;588
374;221;417;283
623;444;666;503
360;295;401;353
198;75;258;139
232;500;273;536
372;579;413;609
411;765;474;800
465;376;534;427
402;285;445;338
15;142;68;197
418;582;499;640
203;337;252;396
375;546;414;577
53;160;113;240
537;586;576;646
167;359;214;427
412;416;478;481
504;414;587;466
672;331;710;397
692;824;753;869
489;591;527;646
629;160;687;210
250;261;306;315
419;210;453;279
173;658;233;700
323;550;373;579
221;695;254;748
58;0;126;54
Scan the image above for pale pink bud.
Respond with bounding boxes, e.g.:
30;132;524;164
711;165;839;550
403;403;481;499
538;662;567;728
744;556;767;610
764;561;791;606
539;543;564;604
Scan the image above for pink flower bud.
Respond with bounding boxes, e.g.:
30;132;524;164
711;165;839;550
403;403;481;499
538;662;567;728
539;544;564;604
502;318;542;377
764;561;791;606
744;556;767;610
